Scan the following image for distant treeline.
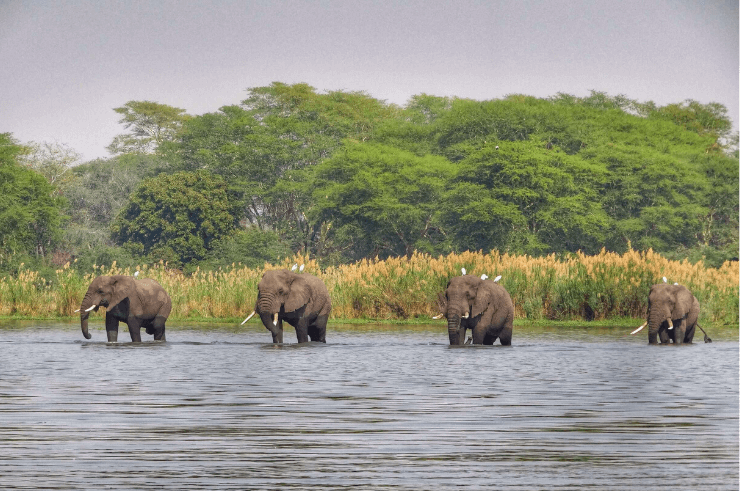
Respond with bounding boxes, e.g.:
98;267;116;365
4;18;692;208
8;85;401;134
1;84;737;277
0;250;737;326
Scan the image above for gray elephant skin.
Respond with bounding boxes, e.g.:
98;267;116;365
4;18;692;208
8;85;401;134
646;283;700;345
248;269;331;344
78;275;172;342
438;275;514;345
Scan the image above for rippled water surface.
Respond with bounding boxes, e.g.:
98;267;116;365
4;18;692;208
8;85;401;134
0;321;737;490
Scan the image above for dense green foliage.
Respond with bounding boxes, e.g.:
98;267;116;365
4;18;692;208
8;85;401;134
111;170;239;267
3;85;737;273
0;134;66;268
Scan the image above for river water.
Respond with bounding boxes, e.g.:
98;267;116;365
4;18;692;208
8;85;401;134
0;321;737;490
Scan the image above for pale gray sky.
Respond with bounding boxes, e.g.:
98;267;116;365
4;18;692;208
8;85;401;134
1;0;737;161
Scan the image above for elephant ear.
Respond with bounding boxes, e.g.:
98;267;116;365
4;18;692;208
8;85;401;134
471;280;494;318
284;274;311;313
437;291;447;312
107;275;135;311
672;286;694;319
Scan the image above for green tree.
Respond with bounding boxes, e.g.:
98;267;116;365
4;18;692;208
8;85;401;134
18;141;80;194
162;83;402;255
307;142;456;261
107;100;189;155
0;134;66;261
198;228;292;270
111;170;238;266
445;141;609;254
62;153;164;259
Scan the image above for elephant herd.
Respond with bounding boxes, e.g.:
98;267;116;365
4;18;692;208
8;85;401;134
76;270;709;346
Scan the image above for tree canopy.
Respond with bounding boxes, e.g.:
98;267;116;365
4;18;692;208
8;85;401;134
0;134;66;264
111;170;238;266
5;85;736;271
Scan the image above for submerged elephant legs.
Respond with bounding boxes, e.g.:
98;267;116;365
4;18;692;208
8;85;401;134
104;313;166;343
259;312;328;344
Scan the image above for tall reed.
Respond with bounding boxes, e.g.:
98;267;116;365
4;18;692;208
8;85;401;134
0;250;737;325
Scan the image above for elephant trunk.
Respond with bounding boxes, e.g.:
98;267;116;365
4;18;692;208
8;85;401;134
647;307;669;344
79;292;94;340
447;312;462;345
257;292;280;317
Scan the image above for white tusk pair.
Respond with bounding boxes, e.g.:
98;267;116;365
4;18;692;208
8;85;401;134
241;311;256;325
432;313;444;320
273;313;279;327
630;322;647;335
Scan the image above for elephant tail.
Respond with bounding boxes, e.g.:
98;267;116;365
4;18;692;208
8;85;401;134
697;324;712;343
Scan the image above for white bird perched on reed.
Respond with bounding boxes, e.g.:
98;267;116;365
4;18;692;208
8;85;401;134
480;274;488;280
291;264;298;271
299;264;305;272
493;275;502;283
663;276;667;283
134;271;139;278
461;268;466;275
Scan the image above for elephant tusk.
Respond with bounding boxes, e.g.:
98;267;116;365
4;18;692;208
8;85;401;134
84;305;97;312
668;319;674;330
432;313;444;320
74;309;81;313
273;313;279;327
241;311;256;325
462;312;470;319
630;322;647;335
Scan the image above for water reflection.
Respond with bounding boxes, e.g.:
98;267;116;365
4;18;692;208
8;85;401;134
0;322;737;490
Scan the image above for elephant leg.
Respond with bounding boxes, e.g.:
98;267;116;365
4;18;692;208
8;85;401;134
308;315;328;343
673;319;686;346
152;315;166;341
498;320;513;346
482;331;496;345
294;319;309;344
471;325;486;345
127;319;142;343
658;328;671;344
683;321;695;344
105;314;119;343
272;319;284;344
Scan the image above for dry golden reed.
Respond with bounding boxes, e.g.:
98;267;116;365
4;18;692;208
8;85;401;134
0;249;737;325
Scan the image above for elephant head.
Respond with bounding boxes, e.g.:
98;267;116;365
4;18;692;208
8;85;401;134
645;283;696;344
77;275;135;340
246;270;309;340
438;275;493;345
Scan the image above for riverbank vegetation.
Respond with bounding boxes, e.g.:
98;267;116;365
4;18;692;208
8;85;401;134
1;84;737;326
0;249;736;326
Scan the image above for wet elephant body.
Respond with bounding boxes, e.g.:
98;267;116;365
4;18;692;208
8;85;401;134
247;270;331;344
79;275;172;342
646;283;700;345
438;275;514;346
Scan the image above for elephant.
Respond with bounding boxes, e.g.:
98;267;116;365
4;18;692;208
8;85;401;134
77;275;172;342
634;283;701;345
436;275;514;345
241;269;331;344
